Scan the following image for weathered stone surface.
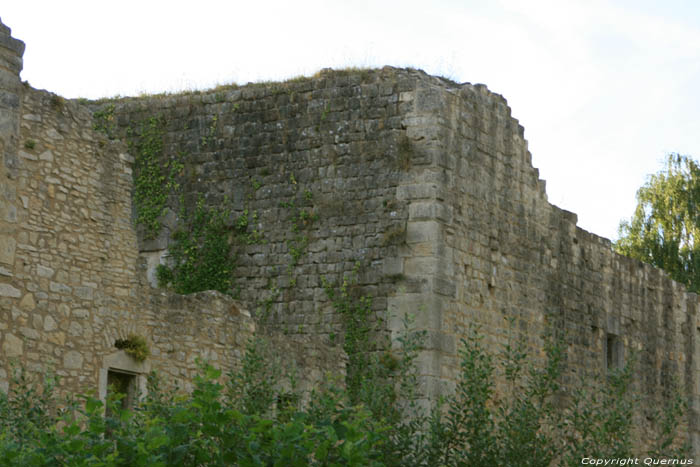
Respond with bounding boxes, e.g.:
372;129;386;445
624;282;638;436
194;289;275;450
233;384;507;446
19;326;39;340
0;235;15;265
36;265;54;278
18;292;34;310
2;333;22;357
0;283;20;297
63;350;83;369
43;315;57;331
49;282;71;294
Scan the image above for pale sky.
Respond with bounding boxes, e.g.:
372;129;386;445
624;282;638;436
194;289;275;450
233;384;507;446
3;1;700;241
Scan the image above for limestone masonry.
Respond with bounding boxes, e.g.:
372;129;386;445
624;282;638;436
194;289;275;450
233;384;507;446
0;19;698;456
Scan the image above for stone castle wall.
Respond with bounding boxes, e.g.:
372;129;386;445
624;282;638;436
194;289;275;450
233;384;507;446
104;67;422;344
398;81;700;451
1;17;698;457
0;20;340;400
102;69;700;453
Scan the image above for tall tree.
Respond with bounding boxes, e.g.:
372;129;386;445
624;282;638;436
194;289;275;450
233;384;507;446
615;153;700;292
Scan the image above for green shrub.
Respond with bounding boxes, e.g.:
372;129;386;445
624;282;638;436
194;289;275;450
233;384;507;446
0;316;689;465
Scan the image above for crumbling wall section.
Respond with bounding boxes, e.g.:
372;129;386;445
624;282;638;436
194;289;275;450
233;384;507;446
398;78;700;455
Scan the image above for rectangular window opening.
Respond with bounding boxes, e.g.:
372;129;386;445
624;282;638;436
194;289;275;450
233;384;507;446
605;333;622;371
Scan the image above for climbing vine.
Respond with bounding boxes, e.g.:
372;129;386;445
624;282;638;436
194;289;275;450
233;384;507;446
322;272;374;400
156;197;237;295
129;116;182;240
280;177;318;282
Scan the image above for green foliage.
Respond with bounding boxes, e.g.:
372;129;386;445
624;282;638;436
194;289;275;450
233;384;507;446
560;362;635;464
200;114;219;147
93;103;116;139
114;334;150;362
647;379;691;459
616;153;700;292
156;198;236;295
322;273;374;401
280;192;317;277
0;319;689;466
234;208;263;245
23;139;36;150
226;339;278;416
130;115;182;240
0;358;389;465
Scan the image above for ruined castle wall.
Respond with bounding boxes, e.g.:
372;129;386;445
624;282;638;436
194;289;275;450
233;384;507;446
105;70;700;454
3;14;697;454
106;68;426;346
398;79;700;453
0;20;270;395
0;82;266;394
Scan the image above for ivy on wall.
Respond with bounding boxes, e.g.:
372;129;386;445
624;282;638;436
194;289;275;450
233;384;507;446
129;116;182;240
157;198;236;295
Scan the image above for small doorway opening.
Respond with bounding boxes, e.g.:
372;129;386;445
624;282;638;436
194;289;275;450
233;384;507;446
106;369;137;416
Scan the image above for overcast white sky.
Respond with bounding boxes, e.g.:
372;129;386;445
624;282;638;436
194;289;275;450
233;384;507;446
3;0;700;241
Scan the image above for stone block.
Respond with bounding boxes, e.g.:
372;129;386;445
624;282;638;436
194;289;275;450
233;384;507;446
0;282;20;297
18;292;34;310
382;257;404;276
2;333;22;357
404;257;438;276
36;265;54;278
406;221;441;244
433;277;456;298
49;282;71;294
397;184;437;201
19;326;39;340
63;350;83;369
74;286;93;300
408;202;453;223
0;234;15;265
44;315;57;331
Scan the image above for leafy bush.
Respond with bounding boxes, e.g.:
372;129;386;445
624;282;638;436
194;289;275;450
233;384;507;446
0;319;689;465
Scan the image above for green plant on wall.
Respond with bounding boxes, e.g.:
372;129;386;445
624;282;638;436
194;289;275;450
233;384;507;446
157;197;236;295
114;334;150;362
280;192;318;278
323;274;374;401
130;116;182;240
93;103;117;139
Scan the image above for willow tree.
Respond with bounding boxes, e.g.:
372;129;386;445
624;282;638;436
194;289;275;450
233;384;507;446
615;154;700;292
